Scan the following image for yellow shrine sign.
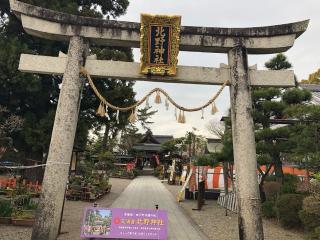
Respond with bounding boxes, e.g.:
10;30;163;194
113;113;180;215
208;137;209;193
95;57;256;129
140;14;181;76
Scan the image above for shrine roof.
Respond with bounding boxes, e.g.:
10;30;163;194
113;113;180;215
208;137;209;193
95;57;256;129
300;84;320;105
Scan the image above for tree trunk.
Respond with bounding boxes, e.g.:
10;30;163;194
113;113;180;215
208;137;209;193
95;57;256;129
274;154;284;184
102;124;110;149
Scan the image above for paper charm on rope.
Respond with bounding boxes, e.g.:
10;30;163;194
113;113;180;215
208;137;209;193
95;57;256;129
140;14;181;76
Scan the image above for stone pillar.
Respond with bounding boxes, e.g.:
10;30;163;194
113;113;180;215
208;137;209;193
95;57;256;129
31;36;86;240
228;46;264;240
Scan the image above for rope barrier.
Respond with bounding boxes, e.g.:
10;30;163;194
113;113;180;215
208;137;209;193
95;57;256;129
0;162;70;169
80;67;229;123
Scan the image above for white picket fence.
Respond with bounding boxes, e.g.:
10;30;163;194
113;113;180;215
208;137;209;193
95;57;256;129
217;192;238;213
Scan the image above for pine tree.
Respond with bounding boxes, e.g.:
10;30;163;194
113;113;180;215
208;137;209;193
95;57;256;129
285;104;320;173
253;54;311;191
0;0;132;163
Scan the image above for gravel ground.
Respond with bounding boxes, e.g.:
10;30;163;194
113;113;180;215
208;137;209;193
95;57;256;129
0;178;305;240
165;183;305;240
0;178;131;240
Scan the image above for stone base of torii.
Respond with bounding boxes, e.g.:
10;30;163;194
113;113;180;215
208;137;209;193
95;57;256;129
9;0;308;239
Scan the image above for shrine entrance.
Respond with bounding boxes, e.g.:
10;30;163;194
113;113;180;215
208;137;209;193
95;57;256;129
9;0;309;239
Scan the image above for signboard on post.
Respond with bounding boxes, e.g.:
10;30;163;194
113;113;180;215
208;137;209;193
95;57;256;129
81;207;168;239
140;14;181;76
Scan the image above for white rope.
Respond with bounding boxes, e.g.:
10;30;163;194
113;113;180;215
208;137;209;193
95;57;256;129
0;162;70;169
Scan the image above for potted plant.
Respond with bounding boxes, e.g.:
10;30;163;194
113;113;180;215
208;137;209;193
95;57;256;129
0;200;13;224
11;208;35;227
11;201;37;227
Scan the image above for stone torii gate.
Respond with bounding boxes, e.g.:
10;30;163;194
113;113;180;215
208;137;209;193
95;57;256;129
9;0;308;239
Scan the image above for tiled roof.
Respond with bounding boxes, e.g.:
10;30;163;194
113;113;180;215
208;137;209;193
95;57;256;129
300;84;320;105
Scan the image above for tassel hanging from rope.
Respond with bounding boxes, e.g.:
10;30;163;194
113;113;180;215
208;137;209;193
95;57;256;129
96;101;106;117
129;108;137;123
178;110;182;123
211;102;219;114
181;111;186;123
155;90;162;104
82;67;228;124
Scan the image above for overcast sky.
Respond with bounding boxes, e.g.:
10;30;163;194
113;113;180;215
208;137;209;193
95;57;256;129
117;0;319;138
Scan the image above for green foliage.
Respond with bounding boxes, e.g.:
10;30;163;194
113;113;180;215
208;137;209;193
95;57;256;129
261;201;276;218
265;53;292;70
0;200;13;217
299;196;320;232
137;107;158;131
314;226;320;239
282;88;312;105
23;201;38;210
20;0;129;18
275;194;304;228
96;151;115;170
265;174;300;194
282;174;299;194
285;105;320;172
12;209;35;219
194;154;218;167
252;53;312;186
0;0;133;164
161;137;185;155
118;125;142;154
263;181;281;201
218;129;233;163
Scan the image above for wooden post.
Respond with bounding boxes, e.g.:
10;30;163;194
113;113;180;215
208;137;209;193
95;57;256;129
31;36;86;240
228;46;264;240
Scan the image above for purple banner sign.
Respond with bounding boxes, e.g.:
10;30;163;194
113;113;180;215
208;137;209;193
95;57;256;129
80;207;168;239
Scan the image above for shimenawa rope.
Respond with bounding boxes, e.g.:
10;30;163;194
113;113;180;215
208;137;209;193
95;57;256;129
80;67;228;123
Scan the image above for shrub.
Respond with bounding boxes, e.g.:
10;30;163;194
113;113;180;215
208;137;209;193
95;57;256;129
261;201;276;218
309;179;320;200
275;194;304;228
299;196;320;236
282;174;300;194
0;200;13;217
265;175;277;182
265;173;300;194
263;181;281;201
315;226;320;238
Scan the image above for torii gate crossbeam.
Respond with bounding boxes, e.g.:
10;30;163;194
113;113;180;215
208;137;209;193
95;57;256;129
9;0;309;240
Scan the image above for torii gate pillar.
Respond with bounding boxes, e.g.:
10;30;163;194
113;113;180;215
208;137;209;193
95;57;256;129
229;46;263;239
31;36;87;240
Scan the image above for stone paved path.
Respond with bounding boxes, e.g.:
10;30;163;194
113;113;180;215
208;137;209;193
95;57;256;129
111;176;209;240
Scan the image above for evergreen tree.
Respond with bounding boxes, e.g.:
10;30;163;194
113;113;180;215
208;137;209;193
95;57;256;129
253;54;311;191
285;104;320;173
217;54;312;200
0;0;132;163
